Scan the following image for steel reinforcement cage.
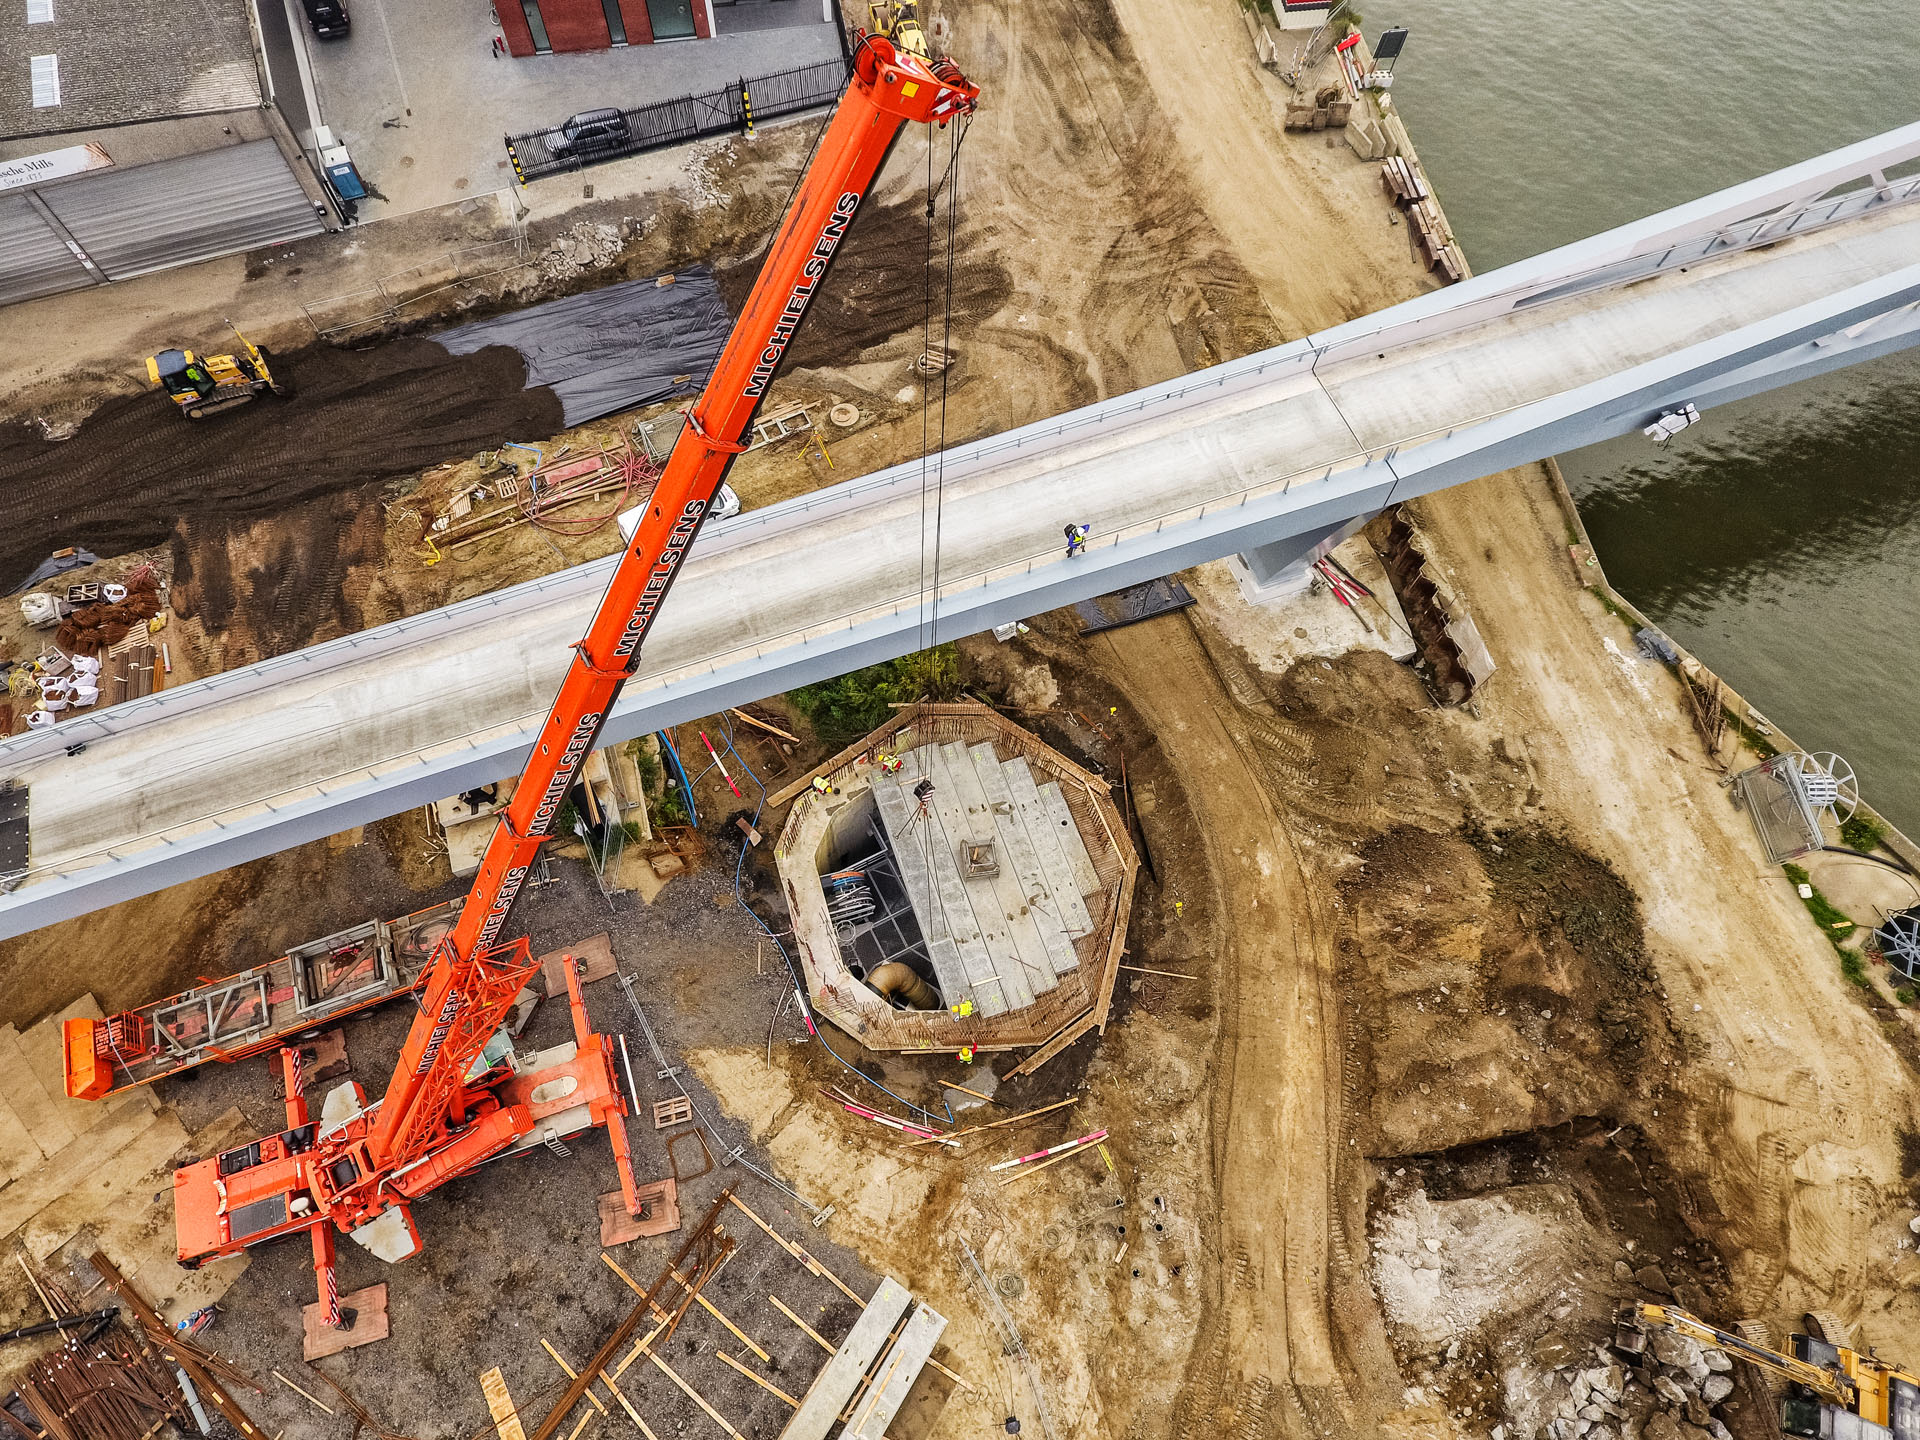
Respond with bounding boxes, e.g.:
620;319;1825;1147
505;59;849;183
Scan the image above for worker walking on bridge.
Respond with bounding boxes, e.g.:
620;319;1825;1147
1064;523;1090;558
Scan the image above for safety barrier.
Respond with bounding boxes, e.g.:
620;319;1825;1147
504;58;847;183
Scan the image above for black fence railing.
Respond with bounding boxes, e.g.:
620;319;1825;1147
506;58;849;183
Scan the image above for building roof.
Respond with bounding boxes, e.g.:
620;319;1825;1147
0;0;260;140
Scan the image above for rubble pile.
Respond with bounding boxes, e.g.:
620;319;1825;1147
539;221;623;279
1522;1327;1741;1440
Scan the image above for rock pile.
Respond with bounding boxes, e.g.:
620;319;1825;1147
1523;1327;1740;1440
539;221;623;279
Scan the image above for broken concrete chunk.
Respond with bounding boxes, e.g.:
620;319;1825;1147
1653;1375;1689;1409
1701;1374;1733;1404
1700;1348;1732;1374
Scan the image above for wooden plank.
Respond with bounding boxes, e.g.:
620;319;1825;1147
970;747;1081;977
1000;757;1093;932
872;777;971;1008
768;1294;835;1353
647;1353;741;1439
1036;782;1101;894
727;1195;862;1305
845;1302;949;1440
597;1368;658;1440
969;745;1083;965
776;1278;913;1440
905;751;1006;1015
717;1351;798;1407
932;743;1041;1010
599;1252;769;1363
480;1367;529;1440
544;1340;609;1415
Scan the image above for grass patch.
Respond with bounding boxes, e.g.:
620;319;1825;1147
1840;813;1887;853
790;645;960;748
1897;986;1918;1007
1784;862;1869;986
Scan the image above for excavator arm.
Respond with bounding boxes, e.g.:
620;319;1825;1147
1620;1303;1852;1406
362;30;977;1179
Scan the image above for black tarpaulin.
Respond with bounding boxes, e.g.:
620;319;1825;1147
437;266;732;427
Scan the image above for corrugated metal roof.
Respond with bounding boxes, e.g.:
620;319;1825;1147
0;192;92;304
39;140;321;280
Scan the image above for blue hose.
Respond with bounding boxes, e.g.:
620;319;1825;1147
656;730;698;828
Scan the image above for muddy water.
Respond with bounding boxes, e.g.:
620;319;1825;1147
1384;0;1920;831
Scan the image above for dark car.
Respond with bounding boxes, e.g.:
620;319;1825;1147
548;109;630;156
300;0;349;37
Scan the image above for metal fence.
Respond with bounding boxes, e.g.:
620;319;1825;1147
505;58;848;183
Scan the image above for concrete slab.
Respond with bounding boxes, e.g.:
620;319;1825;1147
303;1283;390;1359
778;1276;913;1440
845;1300;948;1440
0;1028;76;1158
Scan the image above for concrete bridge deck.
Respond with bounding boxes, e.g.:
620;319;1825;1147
3;121;1919;935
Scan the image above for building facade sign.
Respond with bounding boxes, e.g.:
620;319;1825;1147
0;142;113;193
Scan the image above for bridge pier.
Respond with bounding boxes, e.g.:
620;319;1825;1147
1237;514;1376;600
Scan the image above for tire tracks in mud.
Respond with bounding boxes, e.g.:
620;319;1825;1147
1097;612;1394;1439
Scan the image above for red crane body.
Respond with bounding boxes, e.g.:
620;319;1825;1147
171;32;977;1296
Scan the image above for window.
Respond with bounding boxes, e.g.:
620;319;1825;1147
29;54;59;106
26;0;53;22
599;0;626;44
519;0;551;52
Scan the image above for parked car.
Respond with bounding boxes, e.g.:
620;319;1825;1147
300;0;349;36
548;109;631;156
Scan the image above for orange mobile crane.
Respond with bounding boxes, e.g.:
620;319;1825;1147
170;16;977;1325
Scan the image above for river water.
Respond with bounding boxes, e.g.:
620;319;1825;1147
1382;0;1920;831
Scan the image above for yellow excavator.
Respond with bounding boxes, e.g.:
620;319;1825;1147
145;324;292;419
1618;1302;1919;1439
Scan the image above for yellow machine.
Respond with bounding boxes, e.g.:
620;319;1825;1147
1619;1302;1919;1439
144;325;291;419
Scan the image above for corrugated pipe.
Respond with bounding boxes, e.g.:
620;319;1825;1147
867;962;939;1010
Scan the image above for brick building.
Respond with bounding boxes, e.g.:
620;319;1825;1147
498;0;714;55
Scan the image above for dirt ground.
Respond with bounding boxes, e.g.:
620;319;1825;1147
3;0;1918;1437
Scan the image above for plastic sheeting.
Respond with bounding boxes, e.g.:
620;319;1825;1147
436;266;732;428
11;548;98;595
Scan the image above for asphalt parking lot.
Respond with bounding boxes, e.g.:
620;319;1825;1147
282;0;841;218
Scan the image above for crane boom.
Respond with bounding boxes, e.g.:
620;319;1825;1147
171;17;976;1297
366;32;976;1178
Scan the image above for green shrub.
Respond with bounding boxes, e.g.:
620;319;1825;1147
790;645;960;747
1840;813;1887;853
1897;986;1918;1006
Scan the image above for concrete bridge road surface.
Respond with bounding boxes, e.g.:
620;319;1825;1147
3;121;1920;936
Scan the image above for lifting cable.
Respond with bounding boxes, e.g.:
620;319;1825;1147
916;113;971;662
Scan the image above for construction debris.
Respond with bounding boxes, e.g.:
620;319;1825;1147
539;222;624;280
